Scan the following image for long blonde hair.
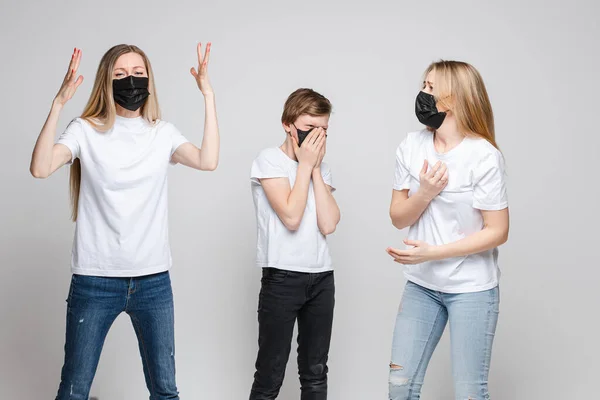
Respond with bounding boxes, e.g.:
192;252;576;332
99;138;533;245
70;44;161;221
425;60;498;149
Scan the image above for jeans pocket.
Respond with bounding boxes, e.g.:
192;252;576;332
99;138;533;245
66;274;77;304
261;268;289;285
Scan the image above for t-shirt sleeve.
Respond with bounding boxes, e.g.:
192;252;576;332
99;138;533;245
320;162;336;192
250;150;287;185
393;135;412;190
472;150;508;210
56;118;83;165
169;123;190;156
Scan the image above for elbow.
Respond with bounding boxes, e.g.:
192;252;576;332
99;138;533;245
319;225;337;236
30;165;49;179
498;230;509;246
283;216;302;232
199;159;219;171
390;213;408;230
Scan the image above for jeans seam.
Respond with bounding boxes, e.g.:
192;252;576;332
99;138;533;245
131;314;157;397
408;305;445;398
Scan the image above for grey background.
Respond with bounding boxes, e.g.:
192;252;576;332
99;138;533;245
1;0;598;398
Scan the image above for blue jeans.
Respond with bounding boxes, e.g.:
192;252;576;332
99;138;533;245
389;281;499;400
55;272;179;400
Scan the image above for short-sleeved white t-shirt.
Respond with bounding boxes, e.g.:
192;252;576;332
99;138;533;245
250;147;335;273
57;115;189;277
393;129;508;293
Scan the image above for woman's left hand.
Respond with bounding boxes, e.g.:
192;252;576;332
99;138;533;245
386;239;437;265
190;42;213;95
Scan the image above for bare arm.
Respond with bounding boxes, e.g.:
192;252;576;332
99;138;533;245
388;208;509;264
172;42;220;171
312;141;340;235
260;128;326;231
431;208;509;259
390;160;448;229
261;164;313;231
30;48;84;178
30;103;74;178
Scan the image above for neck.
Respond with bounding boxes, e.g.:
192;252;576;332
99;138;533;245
116;105;142;119
433;119;464;152
280;135;298;162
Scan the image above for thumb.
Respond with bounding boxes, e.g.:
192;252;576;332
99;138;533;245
190;67;198;78
290;133;300;152
421;159;429;175
404;239;421;247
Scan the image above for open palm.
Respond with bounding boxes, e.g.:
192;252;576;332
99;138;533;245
55;48;84;106
190;42;213;95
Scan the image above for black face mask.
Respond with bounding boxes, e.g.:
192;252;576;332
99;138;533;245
415;91;446;129
293;124;314;147
112;76;150;111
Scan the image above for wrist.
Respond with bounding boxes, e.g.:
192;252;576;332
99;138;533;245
415;189;435;203
428;245;444;261
298;162;314;174
52;98;64;111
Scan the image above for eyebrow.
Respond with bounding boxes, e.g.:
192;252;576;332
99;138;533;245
114;66;146;71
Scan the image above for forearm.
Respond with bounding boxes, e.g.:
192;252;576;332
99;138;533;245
281;163;313;229
390;191;432;230
30;100;63;178
198;93;219;170
312;169;340;235
431;225;509;260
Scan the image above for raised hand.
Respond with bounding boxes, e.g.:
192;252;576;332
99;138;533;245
54;48;84;107
190;42;213;95
293;127;326;169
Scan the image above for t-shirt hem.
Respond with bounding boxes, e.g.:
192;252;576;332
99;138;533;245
473;201;508;211
393;184;411;191
256;262;333;274
405;274;498;294
169;140;191;165
72;264;171;278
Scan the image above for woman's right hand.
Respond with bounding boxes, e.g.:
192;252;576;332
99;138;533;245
54;48;83;107
293;127;326;169
417;159;448;201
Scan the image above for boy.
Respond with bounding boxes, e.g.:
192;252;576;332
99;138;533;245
249;89;341;400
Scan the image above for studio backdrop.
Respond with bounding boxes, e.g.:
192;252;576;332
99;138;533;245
1;0;598;398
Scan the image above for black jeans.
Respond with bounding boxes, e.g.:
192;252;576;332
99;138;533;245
250;268;335;400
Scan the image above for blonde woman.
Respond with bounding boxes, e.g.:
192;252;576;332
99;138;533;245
29;44;219;400
386;61;509;400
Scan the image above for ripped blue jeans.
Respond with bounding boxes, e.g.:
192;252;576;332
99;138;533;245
55;272;179;400
389;281;499;400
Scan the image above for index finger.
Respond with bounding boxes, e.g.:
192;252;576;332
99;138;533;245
302;127;318;145
73;49;82;74
203;42;211;66
387;248;410;257
66;48;77;77
197;43;203;66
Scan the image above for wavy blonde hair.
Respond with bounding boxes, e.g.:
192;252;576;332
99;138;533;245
425;60;498;149
70;44;161;221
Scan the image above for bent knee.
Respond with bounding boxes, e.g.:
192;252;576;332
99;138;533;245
389;363;411;387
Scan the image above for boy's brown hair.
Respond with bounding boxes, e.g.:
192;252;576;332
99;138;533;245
281;88;332;125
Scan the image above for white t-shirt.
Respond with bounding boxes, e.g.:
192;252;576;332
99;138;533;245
250;147;335;273
393;129;508;293
57;115;189;277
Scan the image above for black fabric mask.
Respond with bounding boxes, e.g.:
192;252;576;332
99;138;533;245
415;91;446;129
293;124;314;147
113;76;150;111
